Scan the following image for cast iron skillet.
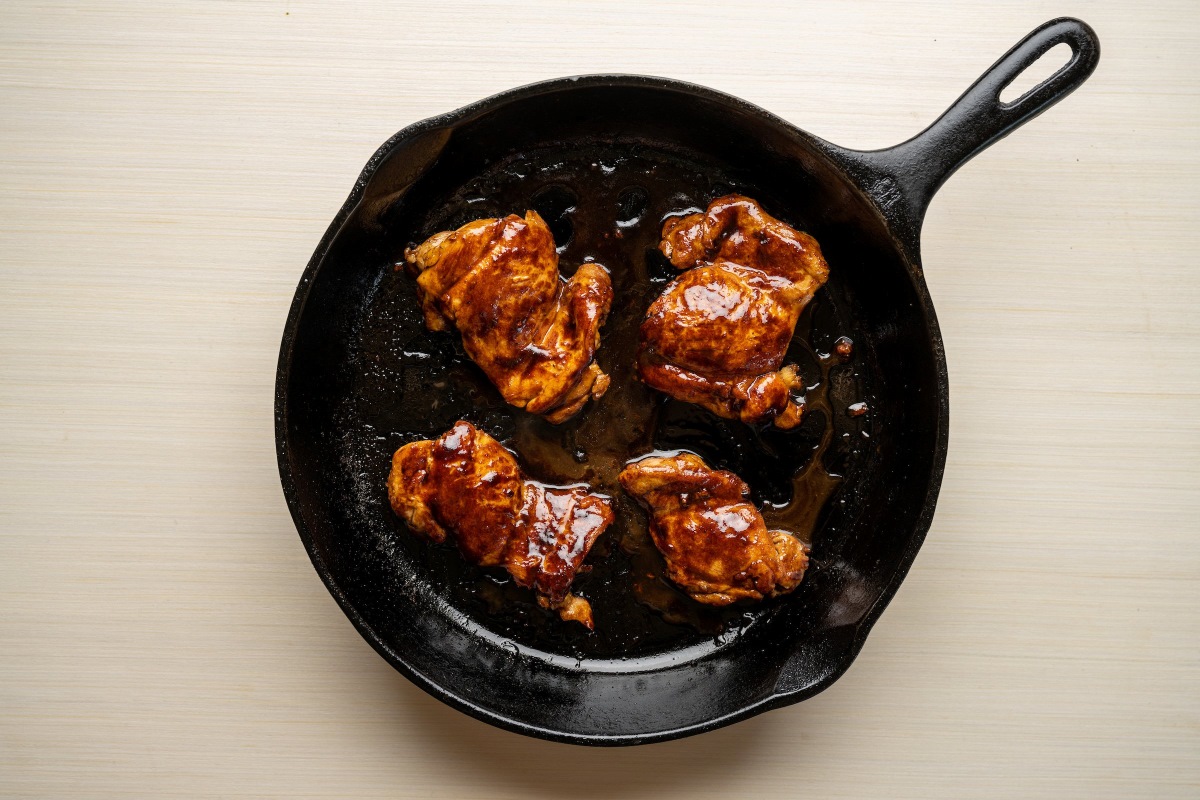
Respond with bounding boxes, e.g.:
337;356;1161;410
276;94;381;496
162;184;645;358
276;18;1099;745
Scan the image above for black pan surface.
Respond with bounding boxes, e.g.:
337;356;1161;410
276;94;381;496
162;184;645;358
276;19;1099;744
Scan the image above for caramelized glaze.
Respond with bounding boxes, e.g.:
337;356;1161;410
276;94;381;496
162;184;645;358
388;420;614;627
405;211;612;423
638;195;830;428
620;453;809;605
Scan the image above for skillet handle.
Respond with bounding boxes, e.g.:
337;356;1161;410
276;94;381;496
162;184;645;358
846;18;1100;237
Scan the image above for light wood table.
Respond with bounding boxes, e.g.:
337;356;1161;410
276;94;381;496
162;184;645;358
3;2;1198;797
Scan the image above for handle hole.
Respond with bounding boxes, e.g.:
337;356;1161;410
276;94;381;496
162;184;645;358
999;42;1073;105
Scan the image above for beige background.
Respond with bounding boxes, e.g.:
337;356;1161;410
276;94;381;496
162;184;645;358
2;1;1198;797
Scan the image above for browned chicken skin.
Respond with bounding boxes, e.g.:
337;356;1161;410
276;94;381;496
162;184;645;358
388;421;614;628
619;453;808;605
405;211;613;423
639;195;830;428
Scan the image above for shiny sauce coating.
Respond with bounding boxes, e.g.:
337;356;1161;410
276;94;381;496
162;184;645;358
388;420;613;627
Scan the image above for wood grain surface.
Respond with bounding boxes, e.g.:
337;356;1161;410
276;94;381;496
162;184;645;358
2;1;1198;797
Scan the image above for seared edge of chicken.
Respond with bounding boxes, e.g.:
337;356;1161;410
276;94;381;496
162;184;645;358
618;452;808;606
660;194;830;292
638;195;830;429
404;211;613;424
388;420;614;628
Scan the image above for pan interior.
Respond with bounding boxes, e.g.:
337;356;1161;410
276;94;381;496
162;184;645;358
349;139;872;660
281;82;942;739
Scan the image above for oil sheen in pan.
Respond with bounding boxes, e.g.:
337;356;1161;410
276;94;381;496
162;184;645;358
340;141;875;661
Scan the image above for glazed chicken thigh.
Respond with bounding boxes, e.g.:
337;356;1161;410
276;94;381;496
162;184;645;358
638;195;830;428
619;452;808;605
405;211;613;423
388;421;614;627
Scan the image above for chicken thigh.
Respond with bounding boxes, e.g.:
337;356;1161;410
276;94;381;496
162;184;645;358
619;452;808;605
388;420;613;628
638;195;829;428
405;211;613;423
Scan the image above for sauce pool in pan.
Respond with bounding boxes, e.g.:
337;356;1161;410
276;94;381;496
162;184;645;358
341;141;875;659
